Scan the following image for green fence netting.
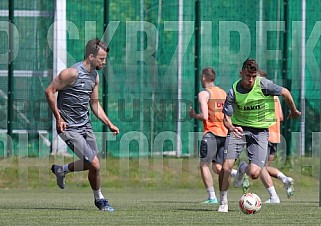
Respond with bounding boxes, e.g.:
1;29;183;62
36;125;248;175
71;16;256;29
0;0;320;157
0;0;53;156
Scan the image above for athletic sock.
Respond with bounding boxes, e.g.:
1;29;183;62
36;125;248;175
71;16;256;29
239;162;248;174
231;169;237;178
277;172;287;184
219;190;228;205
206;187;216;200
93;188;105;201
267;186;278;199
62;164;71;175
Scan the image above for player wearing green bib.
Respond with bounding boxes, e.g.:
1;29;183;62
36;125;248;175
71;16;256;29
231;76;276;128
217;59;301;213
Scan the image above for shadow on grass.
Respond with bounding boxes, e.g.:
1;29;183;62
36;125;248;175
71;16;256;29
176;208;216;212
0;206;86;211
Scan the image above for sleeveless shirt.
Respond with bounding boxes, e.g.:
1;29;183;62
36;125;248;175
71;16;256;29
57;62;97;128
203;86;228;137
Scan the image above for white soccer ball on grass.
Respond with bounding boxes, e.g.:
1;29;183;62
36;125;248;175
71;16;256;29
239;192;262;214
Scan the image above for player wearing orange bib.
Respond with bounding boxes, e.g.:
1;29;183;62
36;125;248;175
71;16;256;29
189;67;237;204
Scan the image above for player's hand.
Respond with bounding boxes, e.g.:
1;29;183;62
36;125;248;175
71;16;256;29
56;118;67;133
287;109;301;119
109;124;120;136
232;126;243;138
189;106;196;118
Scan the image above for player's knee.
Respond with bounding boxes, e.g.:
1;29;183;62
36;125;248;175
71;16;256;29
222;163;232;173
213;163;222;174
90;156;101;171
199;161;210;168
250;173;259;180
249;169;261;179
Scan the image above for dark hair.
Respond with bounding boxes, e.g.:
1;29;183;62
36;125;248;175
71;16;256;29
242;58;259;73
201;67;216;81
258;70;267;77
85;38;109;59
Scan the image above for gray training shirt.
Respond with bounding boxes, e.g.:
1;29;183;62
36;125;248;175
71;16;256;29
223;77;283;116
57;62;98;128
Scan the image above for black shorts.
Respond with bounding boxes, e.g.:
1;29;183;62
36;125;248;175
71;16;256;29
268;142;277;155
199;132;226;165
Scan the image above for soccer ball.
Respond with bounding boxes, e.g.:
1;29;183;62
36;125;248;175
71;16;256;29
239;192;262;214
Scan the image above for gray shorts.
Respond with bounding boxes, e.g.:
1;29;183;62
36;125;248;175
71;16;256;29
200;132;225;165
58;126;98;163
224;127;269;168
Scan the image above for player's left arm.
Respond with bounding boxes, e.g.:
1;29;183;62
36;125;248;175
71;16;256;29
276;97;284;121
261;77;300;119
90;75;119;135
281;88;301;119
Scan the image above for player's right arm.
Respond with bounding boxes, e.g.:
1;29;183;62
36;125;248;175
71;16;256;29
189;90;209;121
222;89;243;138
223;114;243;138
45;68;78;132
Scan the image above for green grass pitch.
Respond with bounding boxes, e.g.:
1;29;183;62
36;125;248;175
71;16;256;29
0;157;320;225
0;188;319;225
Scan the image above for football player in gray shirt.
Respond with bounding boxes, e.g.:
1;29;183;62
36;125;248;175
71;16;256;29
45;38;119;211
